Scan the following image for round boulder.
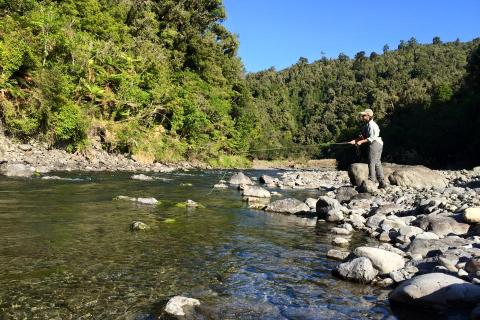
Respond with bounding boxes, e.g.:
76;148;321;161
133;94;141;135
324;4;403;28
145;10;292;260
389;273;480;311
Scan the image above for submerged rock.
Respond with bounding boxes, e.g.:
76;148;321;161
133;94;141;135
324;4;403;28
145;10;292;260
115;196;159;205
131;174;154;181
130;221;148;231
165;296;200;316
265;198;310;214
327;249;350;261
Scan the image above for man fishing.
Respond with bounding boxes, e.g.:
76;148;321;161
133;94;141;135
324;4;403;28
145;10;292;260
349;108;387;188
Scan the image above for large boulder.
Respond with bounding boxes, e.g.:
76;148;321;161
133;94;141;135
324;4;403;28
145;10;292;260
389;273;480;311
229;172;254;185
354;246;405;274
265;198;310;214
242;186;271;198
389;165;448;189
348;163;448;189
333;257;378;283
348;163;397;186
0;162;35;177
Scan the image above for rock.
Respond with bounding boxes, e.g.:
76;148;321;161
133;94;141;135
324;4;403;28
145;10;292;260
18;144;32;151
472;304;480;320
389;165;448;189
131;174;154;181
331;227;351;235
185;199;200;207
348;163;369;186
399;225;424;239
246;197;270;210
348;214;366;229
464;207;480;223
305;197;318;209
333;257;378;283
414;232;440;240
326;210;344;222
332;237;350;246
335;187;358;203
327;249;350;261
359;180;378;194
242;186;271;198
316;196;342;219
165;296;200;317
259;175;278;185
130;221;148;231
366;213;386;230
214;183;228;189
466;257;480;273
389;273;480;311
407;237;472;258
354;246;405;274
473;166;480;175
0;162;35;177
371;204;405;216
229;172;254;185
265;198;310;214
417;214;470;238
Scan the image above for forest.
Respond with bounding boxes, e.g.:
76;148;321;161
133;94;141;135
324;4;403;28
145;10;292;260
1;0;479;167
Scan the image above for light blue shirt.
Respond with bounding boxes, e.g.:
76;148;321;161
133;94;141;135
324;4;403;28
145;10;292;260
365;120;383;145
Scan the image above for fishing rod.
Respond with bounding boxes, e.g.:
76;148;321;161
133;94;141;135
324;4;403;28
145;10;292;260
232;142;352;154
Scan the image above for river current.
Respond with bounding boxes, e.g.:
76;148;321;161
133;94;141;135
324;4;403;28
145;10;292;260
0;170;393;319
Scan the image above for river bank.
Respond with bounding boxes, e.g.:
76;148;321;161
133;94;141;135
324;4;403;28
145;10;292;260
197;167;480;319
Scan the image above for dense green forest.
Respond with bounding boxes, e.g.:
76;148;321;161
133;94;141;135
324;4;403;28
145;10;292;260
247;37;480;167
0;0;479;167
0;0;256;166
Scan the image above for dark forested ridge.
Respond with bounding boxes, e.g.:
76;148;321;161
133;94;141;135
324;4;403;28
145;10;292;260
246;37;480;168
0;0;479;168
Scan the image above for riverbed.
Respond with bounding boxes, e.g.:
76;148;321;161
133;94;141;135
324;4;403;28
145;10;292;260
0;170;392;319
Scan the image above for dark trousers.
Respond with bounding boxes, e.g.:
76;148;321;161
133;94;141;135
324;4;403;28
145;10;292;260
368;141;384;182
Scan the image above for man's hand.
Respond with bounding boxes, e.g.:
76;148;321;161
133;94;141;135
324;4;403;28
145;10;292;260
349;140;356;145
356;140;364;146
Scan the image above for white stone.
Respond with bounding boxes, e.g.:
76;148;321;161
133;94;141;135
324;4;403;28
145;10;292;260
354;246;405;274
165;296;200;316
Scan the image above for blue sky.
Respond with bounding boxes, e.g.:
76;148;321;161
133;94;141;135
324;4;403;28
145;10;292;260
223;0;480;72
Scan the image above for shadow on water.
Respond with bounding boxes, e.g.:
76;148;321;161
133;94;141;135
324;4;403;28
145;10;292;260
0;170;393;319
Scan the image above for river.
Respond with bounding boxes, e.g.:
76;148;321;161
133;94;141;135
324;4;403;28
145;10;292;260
0;170;393;319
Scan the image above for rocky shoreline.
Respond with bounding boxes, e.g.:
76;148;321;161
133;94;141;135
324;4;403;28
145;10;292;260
197;165;480;319
0;134;198;176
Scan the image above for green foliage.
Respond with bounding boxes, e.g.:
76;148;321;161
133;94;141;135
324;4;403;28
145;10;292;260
246;38;480;167
52;103;88;151
0;0;255;164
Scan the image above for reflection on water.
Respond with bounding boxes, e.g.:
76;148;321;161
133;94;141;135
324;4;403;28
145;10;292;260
0;170;392;319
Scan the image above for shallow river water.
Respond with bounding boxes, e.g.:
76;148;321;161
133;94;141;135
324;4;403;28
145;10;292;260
0;170;393;319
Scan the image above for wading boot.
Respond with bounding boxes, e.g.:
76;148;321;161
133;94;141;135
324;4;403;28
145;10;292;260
378;180;387;189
